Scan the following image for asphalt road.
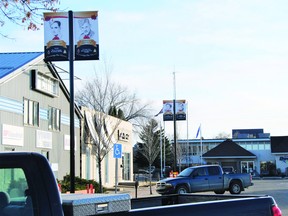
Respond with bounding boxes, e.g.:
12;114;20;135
116;179;288;215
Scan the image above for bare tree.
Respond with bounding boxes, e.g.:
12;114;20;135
83;108;122;193
76;69;150;124
0;0;60;37
138;119;160;194
170;133;187;173
214;132;231;139
76;66;151;192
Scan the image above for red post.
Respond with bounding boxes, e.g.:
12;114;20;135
86;184;90;193
90;184;94;193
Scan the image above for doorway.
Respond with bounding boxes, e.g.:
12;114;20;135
241;161;254;175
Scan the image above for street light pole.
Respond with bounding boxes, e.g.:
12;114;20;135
160;123;163;178
173;71;177;172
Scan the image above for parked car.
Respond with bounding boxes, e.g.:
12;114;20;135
134;169;152;181
222;166;236;174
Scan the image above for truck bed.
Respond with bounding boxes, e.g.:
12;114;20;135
104;194;278;216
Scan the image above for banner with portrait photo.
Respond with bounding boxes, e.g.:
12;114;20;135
74;11;99;60
44;12;69;61
163;100;174;121
176;99;186;121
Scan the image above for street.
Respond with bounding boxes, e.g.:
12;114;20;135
115;179;288;215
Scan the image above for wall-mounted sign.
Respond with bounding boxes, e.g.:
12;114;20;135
280;156;288;163
36;130;52;149
31;70;60;97
2;124;24;146
118;130;129;142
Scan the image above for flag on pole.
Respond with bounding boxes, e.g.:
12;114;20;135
196;125;201;138
155;108;163;117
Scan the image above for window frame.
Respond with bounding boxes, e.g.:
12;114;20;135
23;98;39;127
48;106;61;131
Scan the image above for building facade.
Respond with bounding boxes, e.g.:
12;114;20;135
178;129;286;176
0;52;81;180
80;107;133;188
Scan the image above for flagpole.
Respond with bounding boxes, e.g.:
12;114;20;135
200;125;202;165
163;121;166;171
160;122;163;178
186;101;189;167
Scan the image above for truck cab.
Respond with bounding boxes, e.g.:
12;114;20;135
0;152;63;216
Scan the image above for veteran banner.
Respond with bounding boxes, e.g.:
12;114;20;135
163;100;174;121
175;99;186;121
44;12;69;61
74;11;99;60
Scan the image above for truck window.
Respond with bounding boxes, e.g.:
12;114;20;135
208;166;220;175
0;168;34;215
193;167;207;176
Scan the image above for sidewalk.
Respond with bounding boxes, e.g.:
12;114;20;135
107;184;160;199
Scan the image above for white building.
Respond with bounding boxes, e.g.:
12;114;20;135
81;107;133;188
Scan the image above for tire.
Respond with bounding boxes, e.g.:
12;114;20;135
229;181;242;194
214;190;225;194
176;185;189;194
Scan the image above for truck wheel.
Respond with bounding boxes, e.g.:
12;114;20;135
176;185;188;194
229;181;242;194
214;190;225;194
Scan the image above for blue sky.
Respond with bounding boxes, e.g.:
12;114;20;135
2;0;288;139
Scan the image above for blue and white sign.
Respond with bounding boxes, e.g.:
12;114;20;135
113;143;122;159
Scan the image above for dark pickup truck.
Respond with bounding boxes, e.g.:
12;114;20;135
0;152;282;216
156;164;253;195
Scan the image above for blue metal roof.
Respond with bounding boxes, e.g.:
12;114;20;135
0;52;43;79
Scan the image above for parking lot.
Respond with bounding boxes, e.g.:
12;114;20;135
115;178;288;215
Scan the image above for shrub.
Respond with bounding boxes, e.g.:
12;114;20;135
58;174;105;193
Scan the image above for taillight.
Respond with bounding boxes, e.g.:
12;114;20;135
272;205;282;216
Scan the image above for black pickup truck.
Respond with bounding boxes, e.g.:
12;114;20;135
0;152;282;216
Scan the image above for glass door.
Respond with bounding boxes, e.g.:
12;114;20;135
241;161;255;176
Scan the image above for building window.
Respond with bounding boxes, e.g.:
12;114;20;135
48;107;61;131
259;144;265;150
24;98;39;126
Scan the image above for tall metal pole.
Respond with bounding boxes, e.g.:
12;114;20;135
173;71;177;171
163;122;166;170
186;102;189;167
160;123;163;178
200;125;203;165
68;10;75;193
